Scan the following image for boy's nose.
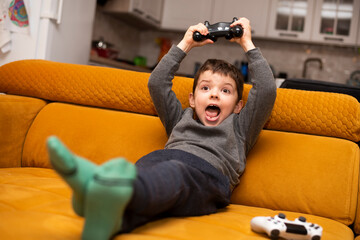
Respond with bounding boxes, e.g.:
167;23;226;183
210;91;219;99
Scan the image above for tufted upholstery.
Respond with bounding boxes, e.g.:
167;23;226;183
0;60;191;115
0;60;359;143
266;88;360;143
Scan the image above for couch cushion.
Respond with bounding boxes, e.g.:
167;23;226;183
0;168;354;239
22;102;168;167
0;95;47;167
118;205;353;240
0;168;82;239
231;130;359;226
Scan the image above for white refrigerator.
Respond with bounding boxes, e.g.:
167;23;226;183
0;0;97;66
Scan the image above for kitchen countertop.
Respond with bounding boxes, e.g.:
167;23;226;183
275;78;285;88
89;56;286;86
89;55;151;73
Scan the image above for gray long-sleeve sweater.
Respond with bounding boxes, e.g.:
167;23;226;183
148;45;276;190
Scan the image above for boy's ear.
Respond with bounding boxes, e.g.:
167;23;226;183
233;100;244;114
189;92;195;108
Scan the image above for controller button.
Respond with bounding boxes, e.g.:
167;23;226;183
278;213;286;219
270;229;280;238
299;216;307;222
225;33;232;40
209;35;217;42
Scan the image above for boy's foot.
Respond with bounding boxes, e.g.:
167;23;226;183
82;158;136;240
47;136;96;217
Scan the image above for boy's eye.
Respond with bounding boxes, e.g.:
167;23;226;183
201;86;209;91
222;89;230;94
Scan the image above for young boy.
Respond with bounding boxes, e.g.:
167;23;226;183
47;18;276;240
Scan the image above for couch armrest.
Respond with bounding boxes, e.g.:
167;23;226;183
0;95;47;167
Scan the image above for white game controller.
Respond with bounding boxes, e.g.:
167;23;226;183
250;213;322;240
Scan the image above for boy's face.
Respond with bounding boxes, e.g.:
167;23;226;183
189;70;243;126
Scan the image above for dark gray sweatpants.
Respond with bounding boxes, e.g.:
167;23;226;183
121;149;231;233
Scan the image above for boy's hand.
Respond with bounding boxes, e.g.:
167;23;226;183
177;23;214;53
230;17;255;52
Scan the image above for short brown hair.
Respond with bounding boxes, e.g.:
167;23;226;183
193;59;244;101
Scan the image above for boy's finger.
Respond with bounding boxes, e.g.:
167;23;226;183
189;23;207;34
230;17;240;27
231;17;248;28
203;39;214;45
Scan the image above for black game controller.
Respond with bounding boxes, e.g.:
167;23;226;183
193;17;243;42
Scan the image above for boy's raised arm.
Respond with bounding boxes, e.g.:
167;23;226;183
148;45;185;136
148;24;213;136
232;18;277;154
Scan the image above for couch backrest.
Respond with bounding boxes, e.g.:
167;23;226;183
0;60;359;143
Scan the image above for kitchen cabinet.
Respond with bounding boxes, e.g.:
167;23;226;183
136;0;163;24
161;0;270;37
161;0;212;31
311;0;360;45
267;0;315;41
103;0;163;28
211;0;271;37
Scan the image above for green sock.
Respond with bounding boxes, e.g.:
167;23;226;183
82;158;136;240
47;136;96;217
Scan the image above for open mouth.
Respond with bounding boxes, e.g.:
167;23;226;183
205;105;221;121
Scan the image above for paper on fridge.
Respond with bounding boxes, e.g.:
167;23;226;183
1;0;31;53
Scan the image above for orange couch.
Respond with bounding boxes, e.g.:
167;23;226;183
0;59;359;240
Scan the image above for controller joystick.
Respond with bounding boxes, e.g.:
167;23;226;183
231;25;243;38
250;213;322;240
193;17;243;42
193;31;203;42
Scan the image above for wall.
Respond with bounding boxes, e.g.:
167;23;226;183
92;6;140;62
93;8;360;84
